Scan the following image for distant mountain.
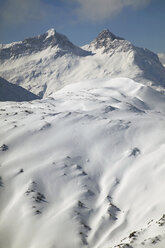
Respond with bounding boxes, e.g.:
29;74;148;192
84;30;165;90
0;29;165;98
84;29;125;51
0;28;88;60
0;77;39;101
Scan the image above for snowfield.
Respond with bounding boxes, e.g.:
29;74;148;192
0;78;165;248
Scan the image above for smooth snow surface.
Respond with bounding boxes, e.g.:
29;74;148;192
0;29;165;98
0;78;165;248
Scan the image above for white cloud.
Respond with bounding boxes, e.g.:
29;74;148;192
72;0;151;21
0;0;151;26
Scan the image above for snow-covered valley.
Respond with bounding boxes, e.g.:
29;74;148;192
0;77;165;248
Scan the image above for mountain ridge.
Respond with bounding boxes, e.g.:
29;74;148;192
0;28;165;98
0;28;89;62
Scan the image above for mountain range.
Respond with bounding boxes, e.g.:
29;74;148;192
0;29;165;98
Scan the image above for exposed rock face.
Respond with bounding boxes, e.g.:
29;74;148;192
89;29;125;51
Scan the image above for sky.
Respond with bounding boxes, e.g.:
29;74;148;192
0;0;165;53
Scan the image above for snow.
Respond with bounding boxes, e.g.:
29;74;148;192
46;28;56;39
158;53;165;67
0;77;165;248
0;29;165;98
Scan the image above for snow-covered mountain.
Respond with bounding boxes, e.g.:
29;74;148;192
0;28;88;59
1;28;165;248
0;29;165;97
83;30;165;91
0;77;165;248
0;77;39;102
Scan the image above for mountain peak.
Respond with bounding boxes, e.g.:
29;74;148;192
88;29;125;51
97;29;124;41
97;29;117;41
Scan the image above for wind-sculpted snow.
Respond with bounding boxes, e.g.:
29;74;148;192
0;29;165;98
0;78;165;248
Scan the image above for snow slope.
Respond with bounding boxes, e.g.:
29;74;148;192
0;77;39;102
0;77;165;248
0;29;165;97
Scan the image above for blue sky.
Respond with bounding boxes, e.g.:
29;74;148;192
0;0;165;53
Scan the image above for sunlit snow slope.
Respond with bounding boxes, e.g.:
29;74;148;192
0;78;165;248
1;29;165;97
